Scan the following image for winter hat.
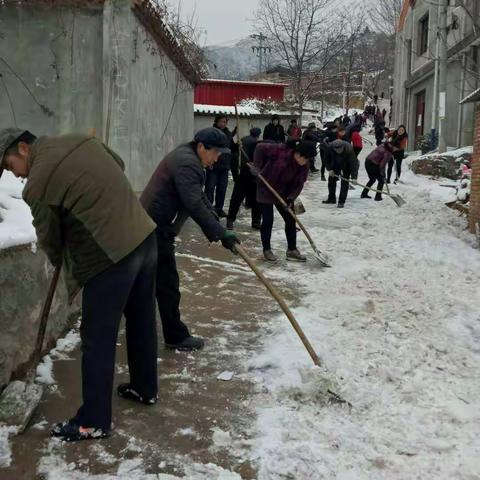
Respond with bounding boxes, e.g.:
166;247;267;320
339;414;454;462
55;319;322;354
308;122;316;129
295;140;317;159
250;127;262;137
194;127;230;154
0;128;30;179
331;139;346;154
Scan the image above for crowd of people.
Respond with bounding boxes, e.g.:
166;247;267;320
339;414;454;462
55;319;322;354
0;98;407;442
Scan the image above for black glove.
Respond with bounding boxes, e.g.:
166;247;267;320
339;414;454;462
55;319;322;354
285;199;294;211
221;230;240;253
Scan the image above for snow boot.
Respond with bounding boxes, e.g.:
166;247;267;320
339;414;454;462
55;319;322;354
117;384;158;405
286;249;307;262
226;219;234;230
361;189;372;198
51;419;110;442
263;250;278;262
166;336;205;351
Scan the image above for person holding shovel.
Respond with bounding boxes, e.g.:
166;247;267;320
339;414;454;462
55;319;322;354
321;139;359;208
0;128;159;441
252;140;316;262
361;141;395;201
141;127;240;351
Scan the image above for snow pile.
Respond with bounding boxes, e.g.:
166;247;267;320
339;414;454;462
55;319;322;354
249;137;480;479
0;426;18;468
0;171;35;249
36;325;81;385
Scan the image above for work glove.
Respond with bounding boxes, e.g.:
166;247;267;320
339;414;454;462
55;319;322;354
221;230;240;253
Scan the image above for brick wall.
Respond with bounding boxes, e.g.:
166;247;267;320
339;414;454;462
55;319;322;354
469;104;480;239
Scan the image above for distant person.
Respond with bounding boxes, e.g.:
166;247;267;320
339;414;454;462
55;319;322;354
373;94;378;104
361;142;395;201
286;119;302;140
263;115;286;143
387;125;408;183
322;139;358;208
226;127;262;230
302;122;321;173
205;114;236;217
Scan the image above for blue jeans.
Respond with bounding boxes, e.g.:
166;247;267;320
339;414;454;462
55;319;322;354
205;168;229;212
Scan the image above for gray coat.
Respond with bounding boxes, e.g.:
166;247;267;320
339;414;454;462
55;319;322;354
140;143;225;241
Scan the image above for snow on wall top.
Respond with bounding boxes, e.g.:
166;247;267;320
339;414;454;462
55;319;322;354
0;173;35;250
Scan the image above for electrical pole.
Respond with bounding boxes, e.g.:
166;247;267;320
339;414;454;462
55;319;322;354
251;33;270;73
438;0;448;153
431;3;440;151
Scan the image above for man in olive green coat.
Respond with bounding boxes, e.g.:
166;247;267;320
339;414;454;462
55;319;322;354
0;128;158;441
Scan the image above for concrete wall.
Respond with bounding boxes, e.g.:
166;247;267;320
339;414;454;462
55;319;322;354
0;245;77;388
0;1;194;192
392;0;479;149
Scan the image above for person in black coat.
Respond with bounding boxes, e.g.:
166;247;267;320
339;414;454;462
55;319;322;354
321;139;358;208
302;122;321;173
141;128;240;351
263;114;286;143
205;115;237;217
226;128;262;230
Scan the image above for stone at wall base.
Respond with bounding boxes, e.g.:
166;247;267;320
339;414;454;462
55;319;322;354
0;380;44;433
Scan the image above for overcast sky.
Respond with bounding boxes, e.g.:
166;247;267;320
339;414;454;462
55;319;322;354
178;0;260;46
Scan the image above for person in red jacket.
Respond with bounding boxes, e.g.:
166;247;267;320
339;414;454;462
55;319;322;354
351;126;363;158
361;142;395;201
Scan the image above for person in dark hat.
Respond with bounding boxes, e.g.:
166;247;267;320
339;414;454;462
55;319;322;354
263;114;286;143
252;140;316;262
141;127;241;351
226;127;262;231
321;139;358;208
0;127;159;441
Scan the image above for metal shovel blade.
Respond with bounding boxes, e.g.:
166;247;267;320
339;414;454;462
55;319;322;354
313;248;331;268
390;194;406;207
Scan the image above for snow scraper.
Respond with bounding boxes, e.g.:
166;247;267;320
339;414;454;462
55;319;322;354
246;163;330;267
0;267;61;433
234;244;350;407
338;175;406;207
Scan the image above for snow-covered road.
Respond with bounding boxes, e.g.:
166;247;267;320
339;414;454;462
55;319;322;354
248;150;480;479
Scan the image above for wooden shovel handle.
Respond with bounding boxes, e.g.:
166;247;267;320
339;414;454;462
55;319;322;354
234;244;321;367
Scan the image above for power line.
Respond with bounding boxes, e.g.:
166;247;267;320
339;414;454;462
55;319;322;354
250;33;271;73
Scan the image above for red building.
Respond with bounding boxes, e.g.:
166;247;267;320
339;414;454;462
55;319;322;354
194;79;287;106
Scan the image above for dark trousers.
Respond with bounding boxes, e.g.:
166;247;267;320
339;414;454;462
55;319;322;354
155;233;190;344
205;168;229;212
259;203;296;251
75;233;158;430
320;150;327;177
353;147;362;158
394;150;404;179
227;167;261;224
327;164;352;205
387;158;394;182
310;155;317;172
363;160;385;196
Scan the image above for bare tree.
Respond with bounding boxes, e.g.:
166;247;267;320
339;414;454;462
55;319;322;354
254;0;355;120
367;0;403;36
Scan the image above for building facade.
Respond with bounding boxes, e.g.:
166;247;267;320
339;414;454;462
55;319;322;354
393;0;480;150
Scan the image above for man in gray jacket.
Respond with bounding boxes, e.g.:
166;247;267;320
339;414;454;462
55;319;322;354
141;128;240;351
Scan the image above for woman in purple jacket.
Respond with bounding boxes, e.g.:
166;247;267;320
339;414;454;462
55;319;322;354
361;142;396;201
253;140;316;262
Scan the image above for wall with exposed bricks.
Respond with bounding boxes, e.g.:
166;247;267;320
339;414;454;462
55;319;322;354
469;104;480;239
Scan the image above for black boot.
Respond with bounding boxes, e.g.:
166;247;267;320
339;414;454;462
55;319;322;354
322;198;336;204
117;384;158;405
361;189;372;199
374;193;383;201
166;335;205;351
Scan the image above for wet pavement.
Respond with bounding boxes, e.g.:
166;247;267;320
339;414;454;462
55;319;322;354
2;213;295;479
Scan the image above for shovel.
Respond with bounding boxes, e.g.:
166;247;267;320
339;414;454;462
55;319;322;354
234;244;350;406
0;266;61;433
338;175;406;207
247;164;330;267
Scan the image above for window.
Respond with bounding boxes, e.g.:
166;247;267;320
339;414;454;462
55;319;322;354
418;14;429;55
